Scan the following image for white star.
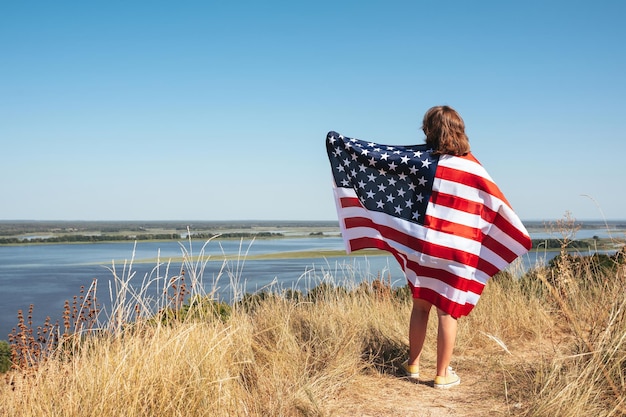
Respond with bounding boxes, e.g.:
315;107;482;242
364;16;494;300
341;179;351;187
412;211;420;220
418;176;428;186
380;152;389;161
351;153;358;160
369;157;377;167
378;168;387;176
368;142;375;147
397;188;406;197
405;200;414;209
388;161;397;171
358;180;366;188
400;155;410;164
360;148;369;156
334;148;342;156
386;194;395;203
366;189;376;199
328;135;336;144
394;205;403;214
408;183;416;191
413;151;422;158
367;173;377;182
377;183;387;192
415;193;424;202
337;165;345;173
359;165;367;172
376;200;385;209
409;166;418;175
388;177;397;187
387;146;395;151
421;159;432;168
398;172;407;181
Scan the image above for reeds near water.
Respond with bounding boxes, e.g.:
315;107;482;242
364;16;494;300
1;233;626;416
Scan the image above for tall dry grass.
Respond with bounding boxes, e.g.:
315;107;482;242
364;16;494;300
1;234;626;416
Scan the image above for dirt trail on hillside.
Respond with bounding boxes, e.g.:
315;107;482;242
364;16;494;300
326;353;526;417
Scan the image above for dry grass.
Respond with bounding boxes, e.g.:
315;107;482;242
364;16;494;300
2;239;626;416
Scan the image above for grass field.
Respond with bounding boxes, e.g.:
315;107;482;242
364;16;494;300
2;236;625;416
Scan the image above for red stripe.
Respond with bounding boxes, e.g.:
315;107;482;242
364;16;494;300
423;214;482;241
340;196;362;208
407;286;473;319
405;258;485;294
435;165;510;207
429;191;483;216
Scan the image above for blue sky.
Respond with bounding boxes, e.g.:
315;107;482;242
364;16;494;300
1;1;624;222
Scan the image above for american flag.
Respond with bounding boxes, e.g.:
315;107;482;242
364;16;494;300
326;131;532;318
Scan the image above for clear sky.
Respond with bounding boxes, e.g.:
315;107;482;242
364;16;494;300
1;1;624;222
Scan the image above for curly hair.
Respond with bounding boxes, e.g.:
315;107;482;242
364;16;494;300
422;106;470;156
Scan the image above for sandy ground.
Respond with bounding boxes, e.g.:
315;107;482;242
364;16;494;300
325;349;529;417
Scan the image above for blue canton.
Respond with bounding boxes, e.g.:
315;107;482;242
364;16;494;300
326;131;439;225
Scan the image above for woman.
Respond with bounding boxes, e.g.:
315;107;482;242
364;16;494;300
326;105;531;390
404;106;471;389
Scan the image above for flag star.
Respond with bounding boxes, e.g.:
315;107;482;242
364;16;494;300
408;183;416;191
368;142;375;147
376;200;385;209
344;142;353;149
341;179;351;187
359;165;367;172
387;146;395;151
394;205;403;214
337;165;345;173
328;135;336;144
380;152;389;160
377;183;387;192
415;193;424;202
421;159;432;168
397;188;406;197
388;161;397;171
398;172;407;181
413;151;422;158
393;150;401;155
367;173;377;182
400;155;410;164
388;177;397;187
366;189;376;199
334;148;342;156
412;211;420;220
350;169;357;177
405;200;414;209
361;148;369;156
378;168;387;176
351;153;358;160
409;166;418;175
374;147;381;152
418;176;428;186
386;194;395;203
358;180;366;188
368;157;377;167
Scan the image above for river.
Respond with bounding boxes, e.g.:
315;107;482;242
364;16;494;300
0;230;622;340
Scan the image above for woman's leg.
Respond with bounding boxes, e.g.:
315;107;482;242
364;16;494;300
409;298;432;365
435;308;458;377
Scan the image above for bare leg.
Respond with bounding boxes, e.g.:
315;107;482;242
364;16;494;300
409;298;432;366
436;308;458;377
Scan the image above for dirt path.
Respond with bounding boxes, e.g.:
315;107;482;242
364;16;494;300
326;354;525;417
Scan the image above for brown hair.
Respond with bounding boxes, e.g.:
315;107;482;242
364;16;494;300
422;105;470;156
